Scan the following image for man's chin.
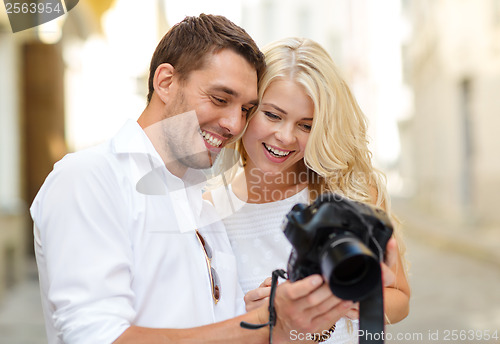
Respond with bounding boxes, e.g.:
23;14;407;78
182;151;219;170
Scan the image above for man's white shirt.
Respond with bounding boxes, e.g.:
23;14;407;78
31;120;245;344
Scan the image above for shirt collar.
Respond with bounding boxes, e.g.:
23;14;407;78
112;119;159;157
112;120;209;230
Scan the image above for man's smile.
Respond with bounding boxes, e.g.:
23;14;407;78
199;129;225;149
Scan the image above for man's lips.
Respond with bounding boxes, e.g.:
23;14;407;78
199;129;226;150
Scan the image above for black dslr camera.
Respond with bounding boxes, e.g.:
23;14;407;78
283;192;393;302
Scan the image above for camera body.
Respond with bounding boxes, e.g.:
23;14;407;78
283;193;393;301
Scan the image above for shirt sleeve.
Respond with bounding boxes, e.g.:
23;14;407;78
31;151;136;343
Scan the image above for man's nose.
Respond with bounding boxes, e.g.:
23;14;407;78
219;107;245;136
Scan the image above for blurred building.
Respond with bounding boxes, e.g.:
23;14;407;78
0;0;118;302
401;0;500;225
1;8;31;302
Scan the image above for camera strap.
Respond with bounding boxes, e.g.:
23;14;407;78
359;280;385;344
241;269;386;344
240;269;287;344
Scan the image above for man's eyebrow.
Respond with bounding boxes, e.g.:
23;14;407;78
210;85;247;99
211;85;258;106
212;86;236;96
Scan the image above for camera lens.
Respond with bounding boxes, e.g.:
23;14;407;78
333;254;370;284
320;236;381;301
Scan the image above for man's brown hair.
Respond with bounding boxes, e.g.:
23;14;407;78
147;14;265;103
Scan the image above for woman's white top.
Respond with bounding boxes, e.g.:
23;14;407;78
211;185;358;344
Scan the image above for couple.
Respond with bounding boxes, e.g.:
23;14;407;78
31;14;409;344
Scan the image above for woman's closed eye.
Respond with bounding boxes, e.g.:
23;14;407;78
263;111;281;121
299;123;312;132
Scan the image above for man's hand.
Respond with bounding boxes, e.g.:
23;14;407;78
270;275;352;343
249;236;401;330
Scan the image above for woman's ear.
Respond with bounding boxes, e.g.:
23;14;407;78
153;63;176;103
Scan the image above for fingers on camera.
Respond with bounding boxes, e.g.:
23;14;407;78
281;275;324;300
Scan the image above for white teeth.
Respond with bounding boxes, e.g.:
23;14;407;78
264;143;291;157
199;129;222;147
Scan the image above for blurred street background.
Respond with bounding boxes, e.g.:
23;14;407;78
1;203;499;344
1;0;499;343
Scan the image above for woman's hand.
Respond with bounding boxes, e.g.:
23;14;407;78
345;237;400;321
243;277;273;312
382;236;411;323
382;237;398;286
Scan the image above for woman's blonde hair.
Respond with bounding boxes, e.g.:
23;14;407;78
240;38;388;205
215;37;406;270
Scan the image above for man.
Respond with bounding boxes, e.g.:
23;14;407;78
31;14;352;343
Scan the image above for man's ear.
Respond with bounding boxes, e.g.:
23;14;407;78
153;63;176;103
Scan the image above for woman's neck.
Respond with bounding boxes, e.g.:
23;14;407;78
232;161;308;204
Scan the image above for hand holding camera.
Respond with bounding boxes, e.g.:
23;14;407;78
282;192;394;343
243;193;396;343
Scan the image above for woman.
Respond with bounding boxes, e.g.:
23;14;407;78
206;37;410;343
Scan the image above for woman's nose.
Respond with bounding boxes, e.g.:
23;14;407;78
274;125;295;145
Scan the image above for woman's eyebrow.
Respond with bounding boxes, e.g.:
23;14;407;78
262;103;287;114
262;103;313;121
